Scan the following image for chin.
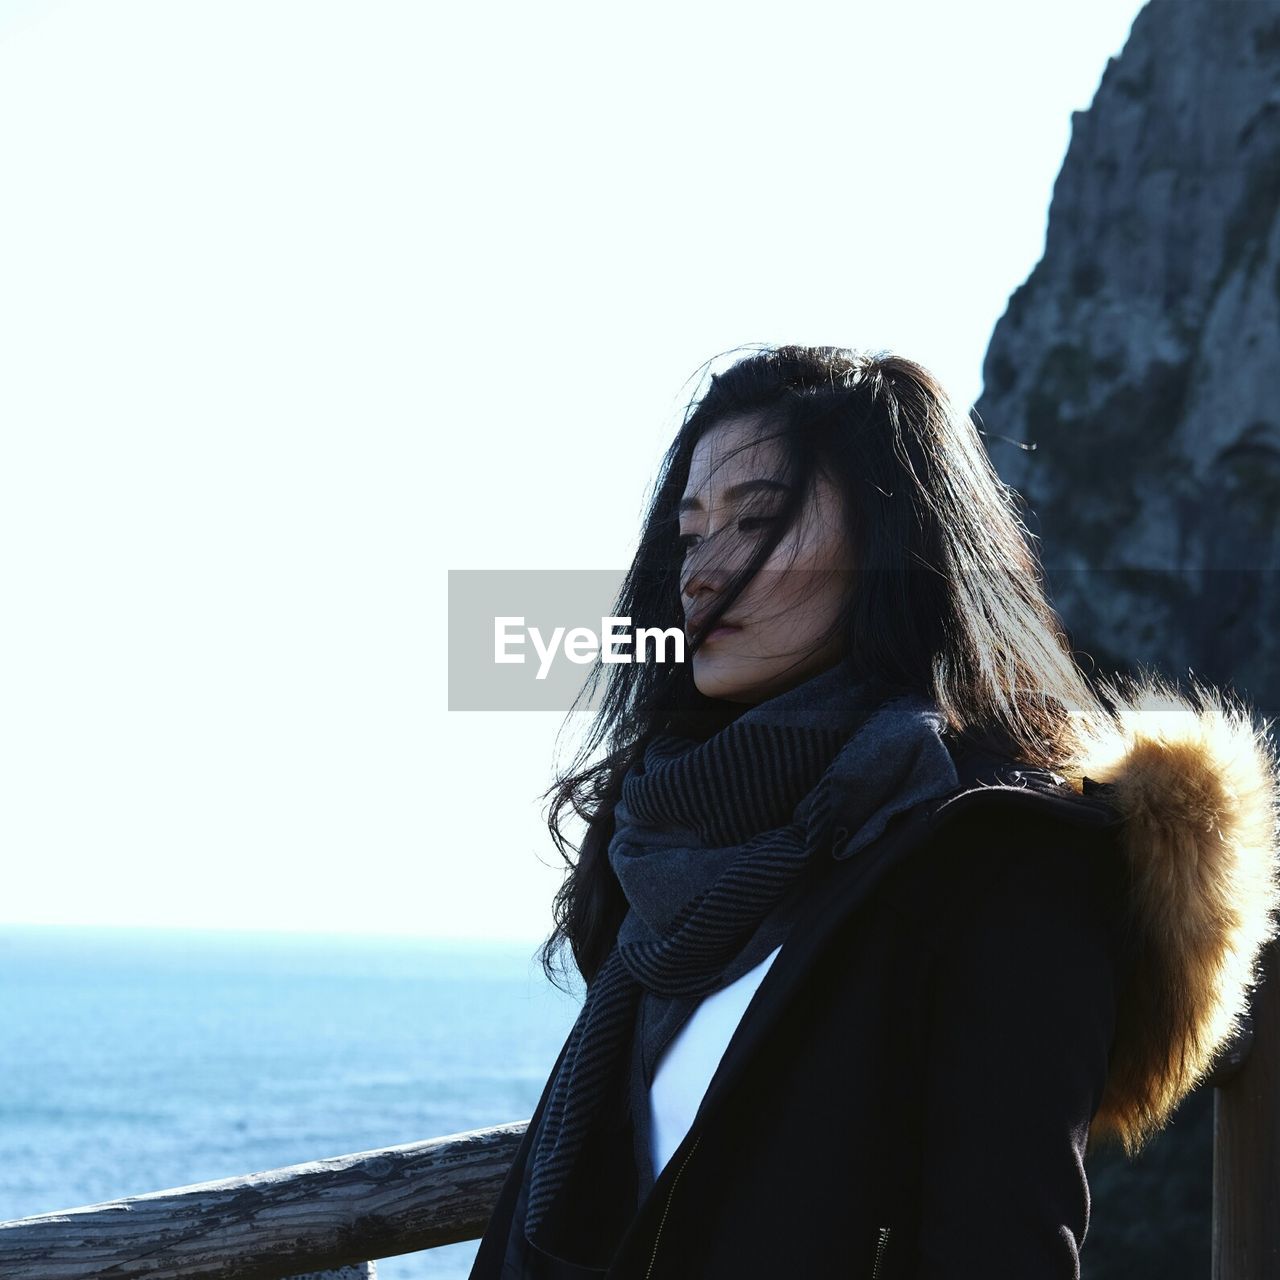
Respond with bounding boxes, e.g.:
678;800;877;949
691;652;758;702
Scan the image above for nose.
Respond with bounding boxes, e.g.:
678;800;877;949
681;544;729;620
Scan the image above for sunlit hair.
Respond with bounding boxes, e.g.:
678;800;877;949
535;343;1114;991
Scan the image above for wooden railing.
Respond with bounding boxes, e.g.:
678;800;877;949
1213;937;1280;1278
2;940;1276;1279
0;1120;527;1279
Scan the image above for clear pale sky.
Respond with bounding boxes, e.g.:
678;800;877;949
0;0;1148;942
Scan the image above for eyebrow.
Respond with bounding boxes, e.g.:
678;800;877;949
677;478;791;515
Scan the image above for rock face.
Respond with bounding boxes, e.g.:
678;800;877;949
976;0;1280;702
973;2;1280;1274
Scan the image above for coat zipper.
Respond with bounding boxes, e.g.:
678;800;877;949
644;1133;701;1278
871;1225;892;1279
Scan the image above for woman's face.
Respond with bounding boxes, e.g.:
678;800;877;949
678;412;855;704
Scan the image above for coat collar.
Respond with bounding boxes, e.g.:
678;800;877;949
1050;670;1280;1155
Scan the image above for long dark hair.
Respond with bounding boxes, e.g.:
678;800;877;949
535;344;1111;993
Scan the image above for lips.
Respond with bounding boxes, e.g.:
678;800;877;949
686;612;741;637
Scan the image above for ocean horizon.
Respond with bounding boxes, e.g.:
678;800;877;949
0;922;585;1278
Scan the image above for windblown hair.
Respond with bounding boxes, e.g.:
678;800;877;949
535;344;1115;992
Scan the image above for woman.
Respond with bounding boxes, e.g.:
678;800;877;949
468;345;1280;1279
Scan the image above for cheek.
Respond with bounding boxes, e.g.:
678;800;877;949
761;523;846;583
755;529;849;621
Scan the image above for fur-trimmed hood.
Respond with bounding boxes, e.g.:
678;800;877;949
1048;670;1280;1157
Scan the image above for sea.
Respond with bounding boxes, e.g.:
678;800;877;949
0;924;586;1279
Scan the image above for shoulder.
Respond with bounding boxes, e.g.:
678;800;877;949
897;798;1127;1057
876;774;1128;955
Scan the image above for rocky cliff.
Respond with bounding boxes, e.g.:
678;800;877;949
976;0;1280;703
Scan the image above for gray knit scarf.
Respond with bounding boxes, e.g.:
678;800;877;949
523;657;961;1260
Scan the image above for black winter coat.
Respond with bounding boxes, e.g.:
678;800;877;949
468;675;1280;1279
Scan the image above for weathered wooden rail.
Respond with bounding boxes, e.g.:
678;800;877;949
1;940;1276;1278
0;1121;526;1279
1213;937;1280;1278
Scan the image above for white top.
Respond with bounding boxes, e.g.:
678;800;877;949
647;942;784;1180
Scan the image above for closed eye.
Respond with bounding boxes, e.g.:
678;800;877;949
678;516;780;551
